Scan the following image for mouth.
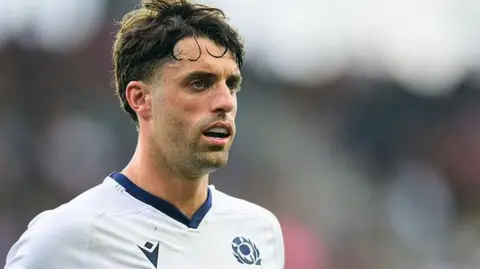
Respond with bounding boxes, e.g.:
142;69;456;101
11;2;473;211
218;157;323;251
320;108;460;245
202;127;231;139
202;123;233;141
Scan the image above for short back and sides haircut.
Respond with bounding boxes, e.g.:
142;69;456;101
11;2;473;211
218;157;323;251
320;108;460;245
112;0;245;122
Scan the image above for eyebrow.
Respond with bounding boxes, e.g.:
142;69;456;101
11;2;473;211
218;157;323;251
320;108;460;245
183;71;243;85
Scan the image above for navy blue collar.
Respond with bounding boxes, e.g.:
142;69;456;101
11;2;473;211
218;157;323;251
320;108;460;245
110;172;212;229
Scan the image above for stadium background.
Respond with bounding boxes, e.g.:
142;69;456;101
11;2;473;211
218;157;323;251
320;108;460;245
2;0;480;268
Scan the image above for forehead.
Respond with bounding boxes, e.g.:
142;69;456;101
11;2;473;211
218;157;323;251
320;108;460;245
160;37;240;79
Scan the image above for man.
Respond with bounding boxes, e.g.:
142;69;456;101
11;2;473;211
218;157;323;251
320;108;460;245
4;0;284;268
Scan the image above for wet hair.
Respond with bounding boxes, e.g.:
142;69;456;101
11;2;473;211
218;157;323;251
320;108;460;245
113;0;245;122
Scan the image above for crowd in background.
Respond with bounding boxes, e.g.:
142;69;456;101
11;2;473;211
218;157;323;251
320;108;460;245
2;1;480;268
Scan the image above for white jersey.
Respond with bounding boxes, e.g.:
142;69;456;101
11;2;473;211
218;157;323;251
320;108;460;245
5;172;284;269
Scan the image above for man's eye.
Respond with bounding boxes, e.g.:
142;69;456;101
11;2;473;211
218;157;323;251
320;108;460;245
190;79;211;91
227;81;241;93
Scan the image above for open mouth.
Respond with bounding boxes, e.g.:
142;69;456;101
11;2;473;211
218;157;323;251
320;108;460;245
203;127;231;139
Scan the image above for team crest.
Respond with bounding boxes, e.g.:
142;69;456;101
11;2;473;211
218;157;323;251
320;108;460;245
231;236;262;265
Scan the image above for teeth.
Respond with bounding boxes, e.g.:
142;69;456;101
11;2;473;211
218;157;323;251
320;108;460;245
206;127;228;134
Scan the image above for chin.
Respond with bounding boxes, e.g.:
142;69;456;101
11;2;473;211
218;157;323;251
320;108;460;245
196;162;224;175
207;156;229;168
199;153;229;172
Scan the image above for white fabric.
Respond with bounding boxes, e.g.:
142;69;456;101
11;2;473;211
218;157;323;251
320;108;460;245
5;177;284;269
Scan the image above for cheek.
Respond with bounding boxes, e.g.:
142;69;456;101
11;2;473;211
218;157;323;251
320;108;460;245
160;98;198;137
157;90;215;137
175;96;205;126
233;99;238;114
231;100;238;118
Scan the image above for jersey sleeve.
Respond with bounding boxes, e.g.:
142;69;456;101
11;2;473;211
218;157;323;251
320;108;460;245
260;208;285;269
272;216;285;269
4;209;91;269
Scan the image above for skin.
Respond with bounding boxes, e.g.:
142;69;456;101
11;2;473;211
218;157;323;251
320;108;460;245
122;37;242;218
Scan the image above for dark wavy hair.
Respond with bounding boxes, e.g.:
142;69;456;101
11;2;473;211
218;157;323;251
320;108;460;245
113;0;245;122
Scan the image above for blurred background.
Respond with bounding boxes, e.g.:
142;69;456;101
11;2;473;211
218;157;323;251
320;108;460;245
2;0;480;268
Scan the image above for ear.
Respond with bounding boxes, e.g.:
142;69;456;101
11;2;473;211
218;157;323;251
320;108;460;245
125;81;152;121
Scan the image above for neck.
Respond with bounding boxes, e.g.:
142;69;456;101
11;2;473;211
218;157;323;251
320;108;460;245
122;135;209;219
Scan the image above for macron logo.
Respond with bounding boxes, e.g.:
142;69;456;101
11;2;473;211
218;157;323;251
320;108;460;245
138;241;159;268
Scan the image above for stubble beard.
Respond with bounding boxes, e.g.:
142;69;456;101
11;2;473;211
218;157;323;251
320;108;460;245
152;114;233;178
185;139;232;177
152;133;231;179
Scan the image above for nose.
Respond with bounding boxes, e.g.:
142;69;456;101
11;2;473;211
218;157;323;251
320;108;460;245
211;84;236;115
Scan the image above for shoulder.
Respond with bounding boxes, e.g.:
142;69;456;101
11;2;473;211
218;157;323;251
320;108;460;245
211;186;285;267
211;186;282;234
5;193;98;268
5;178;144;269
5;207;92;268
